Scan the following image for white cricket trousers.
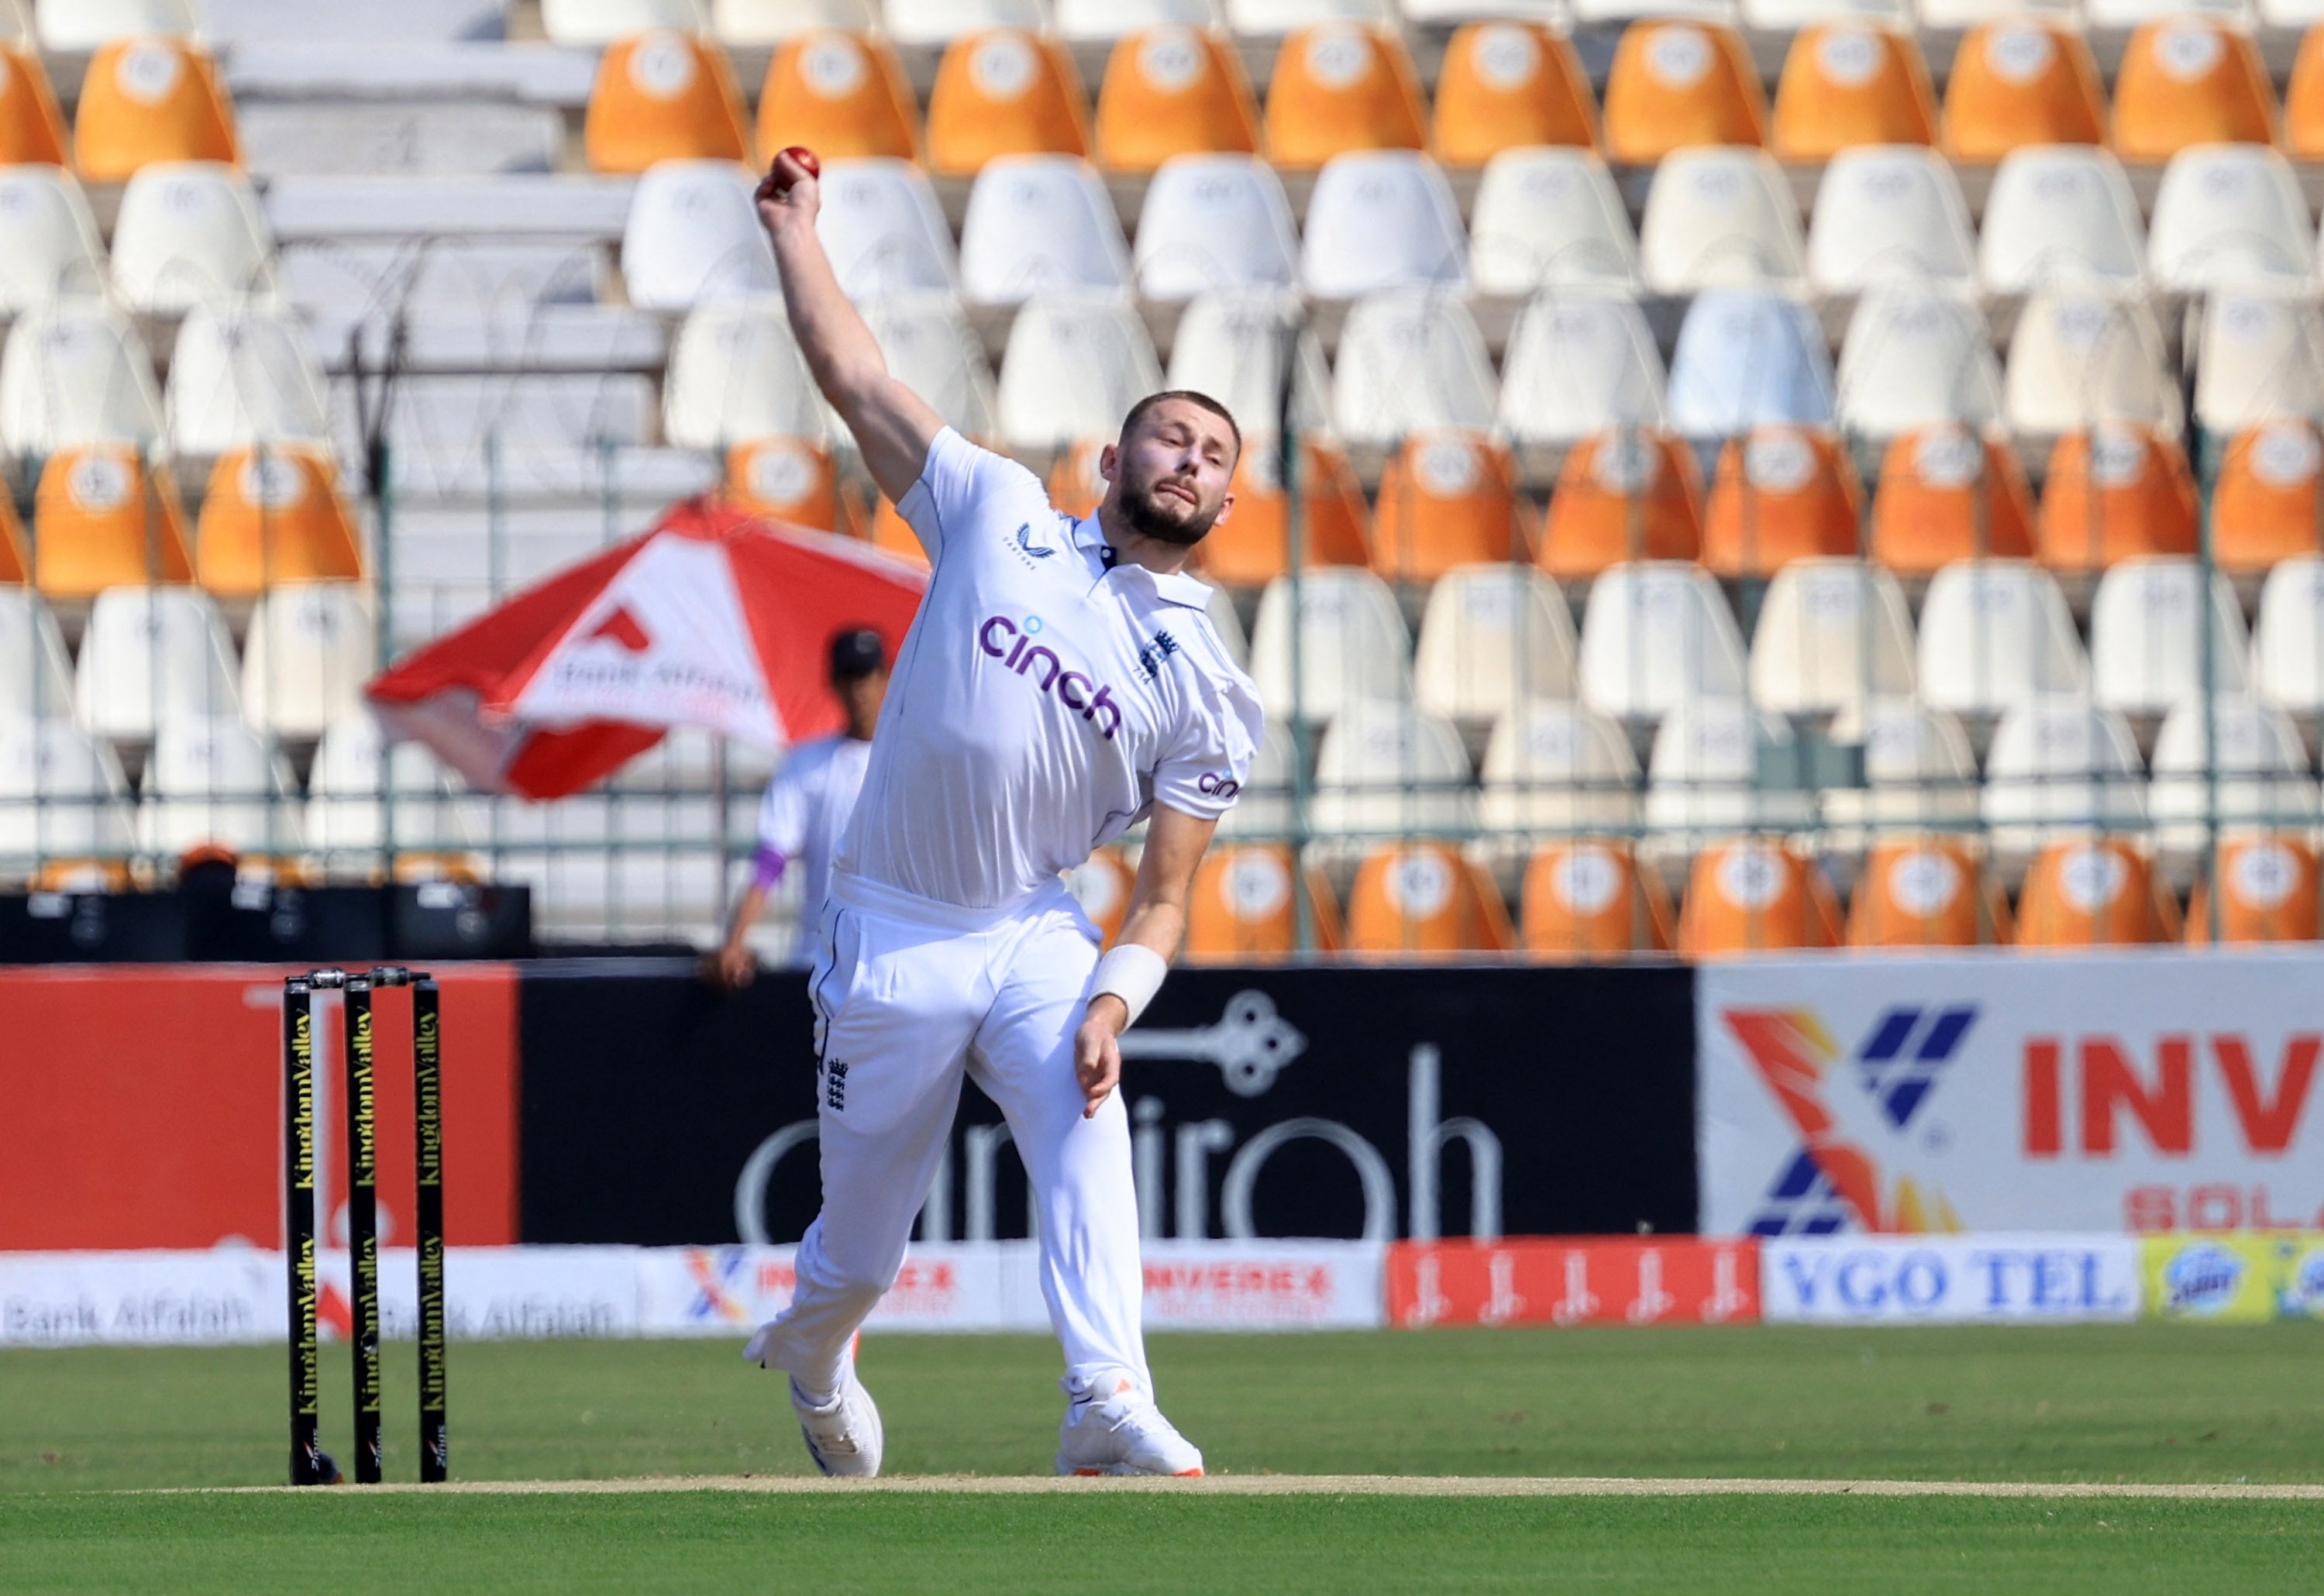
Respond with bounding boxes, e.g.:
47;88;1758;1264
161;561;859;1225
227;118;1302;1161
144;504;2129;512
748;870;1150;1402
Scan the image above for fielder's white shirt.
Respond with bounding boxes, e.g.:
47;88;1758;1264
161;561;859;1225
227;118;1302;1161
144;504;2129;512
755;732;873;928
837;428;1264;913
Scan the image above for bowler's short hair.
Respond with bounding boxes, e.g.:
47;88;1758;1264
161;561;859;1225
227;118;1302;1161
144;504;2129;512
1120;390;1241;463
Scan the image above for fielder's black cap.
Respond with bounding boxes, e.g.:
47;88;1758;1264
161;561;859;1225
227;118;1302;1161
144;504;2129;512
828;627;887;679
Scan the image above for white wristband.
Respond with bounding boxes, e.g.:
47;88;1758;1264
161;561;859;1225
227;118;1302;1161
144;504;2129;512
1091;943;1168;1029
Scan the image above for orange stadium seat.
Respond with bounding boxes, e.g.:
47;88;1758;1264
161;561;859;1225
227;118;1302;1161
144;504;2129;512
74;36;238;182
193;445;364;596
1941;19;2106;163
868;497;931;569
725;436;861;535
1194;435;1371;588
2037;425;2198;573
1432;20;1596;168
0;487;28;583
757;29;920;163
2016;836;2180;947
2212;421;2324;575
925;27;1090;177
1868;425;2037;577
1066;847;1138;948
1520;841;1674;960
1602;20;1765;166
1370;428;1530;584
1770;22;1937;162
0;43;67;165
1263;22;1427;169
1184;844;1344;961
1701;425;1863;580
2112;18;2275;163
1045;435;1109;518
1846;836;2012;948
33;445;194;599
1346;841;1516;958
2288;26;2324;160
584;29;751;174
2186;836;2322;944
1677;839;1844;958
1537;428;1703;582
1093;25;1260;174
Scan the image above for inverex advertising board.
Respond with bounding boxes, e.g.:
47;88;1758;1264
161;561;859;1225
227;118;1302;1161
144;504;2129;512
1699;951;2324;1237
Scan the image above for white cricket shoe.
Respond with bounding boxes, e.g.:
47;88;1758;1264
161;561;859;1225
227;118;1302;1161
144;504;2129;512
1055;1379;1205;1477
787;1362;883;1478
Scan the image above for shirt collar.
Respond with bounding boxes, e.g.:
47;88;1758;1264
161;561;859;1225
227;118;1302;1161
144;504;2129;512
1071;514;1213;610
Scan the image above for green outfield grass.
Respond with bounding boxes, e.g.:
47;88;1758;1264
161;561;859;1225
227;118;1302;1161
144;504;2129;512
2;1326;2319;1591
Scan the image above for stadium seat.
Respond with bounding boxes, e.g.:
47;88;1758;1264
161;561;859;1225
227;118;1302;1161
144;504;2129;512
1197;434;1371;586
142;714;302;856
1165;291;1328;439
1092;25;1259;173
2195;285;2324;439
33;448;193;600
1371;431;1530;583
1248;569;1413;724
2186;834;2323;944
1942;19;2106;165
1262;22;1426;168
1133;153;1298;301
1412;563;1576;725
1602;20;1766;165
307;710;477;860
2213;421;2324;573
1058;0;1222;41
714;0;878;43
1676;839;1843;957
866;497;929;569
0;43;67;167
1226;0;1394;32
1478;703;1641;862
1700;426;1862;578
1978;146;2147;298
1868;425;2037;576
812;157;958;302
959;155;1131;305
1645;700;1817;862
40;0;193;50
239;581;373;738
1805;146;1975;296
1822;696;1981;841
1575;560;1747;724
1666;289;1836;442
620;160;780;311
861;293;999;438
1309;697;1477;840
2112;18;2275;163
0;496;26;586
663;298;824;449
1520;840;1673;959
1329;291;1496;449
1433;20;1596;167
995;294;1161;450
2037;425;2199;571
0;167;105;312
756;29;920;163
729;435;856;532
2088;556;2250;719
0;301;165;459
0;585;73;723
1984;697;2147;869
584;29;749;174
1468;148;1637;296
165;304;330;459
1498;292;1665;449
77;584;239;739
74;36;239;182
1045;435;1108;518
108;160;277;315
884;0;1046;47
926;28;1091;177
1183;843;1345;961
1064;848;1138;948
193;445;363;595
1344;841;1513;957
2004;287;2181;442
542;0;705;45
1748;558;1915;715
1833;286;2004;442
1769;22;1937;161
1847;836;2011;948
1214;716;1292;839
2016;837;2178;947
1538;429;1703;580
2151;697;2317;880
1299;151;1468;298
2289;24;2324;160
1638;146;1805;294
2147;144;2312;291
0;720;137;869
1916;560;2086;717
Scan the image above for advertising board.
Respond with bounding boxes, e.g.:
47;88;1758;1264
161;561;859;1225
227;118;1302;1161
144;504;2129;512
1386;1238;1759;1329
1761;1234;2142;1323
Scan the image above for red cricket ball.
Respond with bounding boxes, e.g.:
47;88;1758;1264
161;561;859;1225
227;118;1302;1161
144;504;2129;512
759;146;821;202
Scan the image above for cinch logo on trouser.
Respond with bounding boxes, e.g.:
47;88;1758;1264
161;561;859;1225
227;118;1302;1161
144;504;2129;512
822;1059;849;1112
976;616;1125;740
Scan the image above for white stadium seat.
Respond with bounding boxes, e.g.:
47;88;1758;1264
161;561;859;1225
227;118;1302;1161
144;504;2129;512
0;301;166;459
2147;144;2313;294
1469;146;1640;298
1575;560;1749;724
663;298;825;449
1056;0;1216;38
2088;557;2252;720
167;304;331;457
861;294;999;439
308;710;476;856
1165;291;1331;439
814;158;961;303
1330;291;1497;449
714;0;879;42
1638;147;1806;295
1300;151;1468;301
1309;697;1477;841
2194;285;2324;439
0;721;139;869
959;157;1132;308
1916;559;2088;717
995;294;1161;450
1215;717;1295;840
1978;146;2146;297
1748;559;1917;717
1821;697;1981;838
2150;698;2319;876
35;0;199;50
1666;289;1836;440
1982;697;2147;869
2004;285;2182;441
0;167;107;314
542;0;705;45
1413;563;1578;726
1134;154;1300;303
142;715;305;857
1644;700;1816;857
2252;555;2324;715
77;586;244;742
883;0;1046;45
619;160;779;313
1477;703;1641;850
1224;0;1393;36
1806;146;1976;296
1834;284;2005;442
1248;568;1413;724
109;163;279;316
1497;290;1668;448
240;582;377;738
0;590;77;724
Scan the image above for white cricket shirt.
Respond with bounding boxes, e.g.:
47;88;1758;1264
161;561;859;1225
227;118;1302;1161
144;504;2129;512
836;428;1263;913
755;731;873;941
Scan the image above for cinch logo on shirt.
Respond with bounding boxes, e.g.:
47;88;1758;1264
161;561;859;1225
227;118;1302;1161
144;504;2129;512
977;615;1125;740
